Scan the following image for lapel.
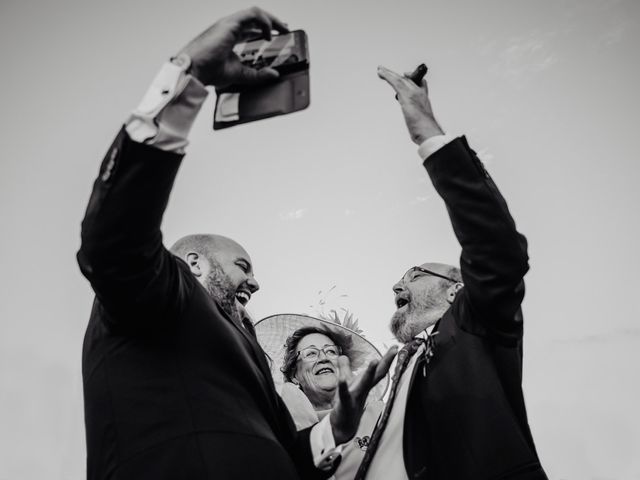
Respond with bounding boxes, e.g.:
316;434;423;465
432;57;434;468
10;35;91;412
407;312;457;393
216;301;276;388
191;277;277;397
177;257;280;412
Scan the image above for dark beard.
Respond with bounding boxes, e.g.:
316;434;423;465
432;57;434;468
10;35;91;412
203;263;240;322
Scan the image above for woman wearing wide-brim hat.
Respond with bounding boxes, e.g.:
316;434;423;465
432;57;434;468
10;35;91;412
255;313;389;480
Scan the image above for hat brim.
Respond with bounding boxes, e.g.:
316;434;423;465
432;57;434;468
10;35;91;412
254;313;389;401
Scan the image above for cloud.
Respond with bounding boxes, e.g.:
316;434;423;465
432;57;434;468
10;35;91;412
278;208;308;221
551;327;640;346
487;30;561;84
344;208;357;216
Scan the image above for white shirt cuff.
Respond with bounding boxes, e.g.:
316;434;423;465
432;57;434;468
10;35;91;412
310;414;344;471
417;134;456;161
125;61;209;153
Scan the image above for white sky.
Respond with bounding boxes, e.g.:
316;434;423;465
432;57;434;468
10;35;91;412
1;0;639;478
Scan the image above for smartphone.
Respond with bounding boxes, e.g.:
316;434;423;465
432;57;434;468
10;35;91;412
234;30;309;76
213;30;310;130
409;63;428;85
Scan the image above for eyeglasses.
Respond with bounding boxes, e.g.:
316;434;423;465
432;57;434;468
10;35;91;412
297;345;342;362
403;266;460;284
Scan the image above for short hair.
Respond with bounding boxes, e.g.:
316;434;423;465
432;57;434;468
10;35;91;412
280;326;354;383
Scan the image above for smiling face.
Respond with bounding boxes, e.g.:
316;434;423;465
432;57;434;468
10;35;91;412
293;333;340;410
390;262;459;342
206;238;259;310
172;234;259;322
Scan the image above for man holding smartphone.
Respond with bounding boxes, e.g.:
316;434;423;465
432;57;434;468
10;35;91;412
77;7;395;479
349;68;548;480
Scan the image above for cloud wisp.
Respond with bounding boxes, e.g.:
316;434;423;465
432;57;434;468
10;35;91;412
278;208;308;221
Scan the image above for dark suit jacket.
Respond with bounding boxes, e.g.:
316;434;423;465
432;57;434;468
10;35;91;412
77;129;326;480
402;138;548;480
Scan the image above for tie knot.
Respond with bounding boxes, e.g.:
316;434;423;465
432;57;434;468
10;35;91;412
404;336;425;356
392;337;425;380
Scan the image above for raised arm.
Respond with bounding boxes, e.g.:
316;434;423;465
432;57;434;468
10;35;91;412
77;132;190;327
77;8;289;328
377;66;528;343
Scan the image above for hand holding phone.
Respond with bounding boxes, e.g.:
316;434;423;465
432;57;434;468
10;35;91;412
396;63;428;100
213;30;310;130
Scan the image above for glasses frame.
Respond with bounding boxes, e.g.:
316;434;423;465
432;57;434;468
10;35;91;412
296;344;342;362
403;266;460;284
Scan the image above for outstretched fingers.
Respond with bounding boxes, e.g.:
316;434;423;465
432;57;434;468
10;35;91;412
338;355;353;383
373;345;398;384
377;65;407;92
337;370;352;406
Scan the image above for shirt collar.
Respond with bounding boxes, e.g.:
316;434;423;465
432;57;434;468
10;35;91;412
415;323;435;340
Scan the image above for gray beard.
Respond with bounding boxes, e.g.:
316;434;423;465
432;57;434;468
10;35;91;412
203;264;240;322
391;296;442;342
391;308;422;343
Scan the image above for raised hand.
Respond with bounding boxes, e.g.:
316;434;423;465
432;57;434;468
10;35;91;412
377;65;445;145
329;346;398;445
177;7;289;87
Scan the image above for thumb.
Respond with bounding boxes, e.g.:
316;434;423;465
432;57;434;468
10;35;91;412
337;355;353;384
420;78;430;95
237;65;280;85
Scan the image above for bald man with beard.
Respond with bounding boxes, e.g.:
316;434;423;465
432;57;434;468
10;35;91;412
169;234;258;323
76;8;394;480
351;68;548;480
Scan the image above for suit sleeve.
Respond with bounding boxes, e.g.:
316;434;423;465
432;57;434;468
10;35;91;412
424;136;529;344
77;128;193;331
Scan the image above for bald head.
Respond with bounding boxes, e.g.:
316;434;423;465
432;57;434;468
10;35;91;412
418;262;461;283
170;234;248;262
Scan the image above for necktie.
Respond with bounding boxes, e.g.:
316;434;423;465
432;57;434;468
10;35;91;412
354;336;425;480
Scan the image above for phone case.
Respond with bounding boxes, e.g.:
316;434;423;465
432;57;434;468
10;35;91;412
213;31;310;130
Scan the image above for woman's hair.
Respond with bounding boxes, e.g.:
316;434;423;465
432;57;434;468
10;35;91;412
280;325;354;383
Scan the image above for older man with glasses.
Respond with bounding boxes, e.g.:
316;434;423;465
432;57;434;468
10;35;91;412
351;66;549;480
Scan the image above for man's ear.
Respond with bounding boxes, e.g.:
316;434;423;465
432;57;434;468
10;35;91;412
186;252;203;278
446;282;464;304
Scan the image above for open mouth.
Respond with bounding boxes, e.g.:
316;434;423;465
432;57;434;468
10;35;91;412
235;290;251;306
395;295;410;309
315;367;335;376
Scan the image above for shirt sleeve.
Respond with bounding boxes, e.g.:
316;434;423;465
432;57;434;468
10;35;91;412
125;61;209;154
309;414;344;471
417;134;456;161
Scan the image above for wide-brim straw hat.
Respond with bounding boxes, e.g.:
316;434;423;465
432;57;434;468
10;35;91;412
254;313;389;401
